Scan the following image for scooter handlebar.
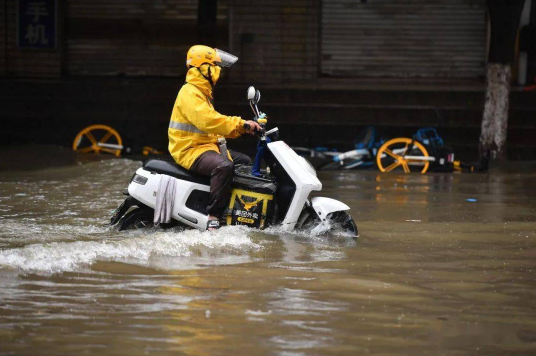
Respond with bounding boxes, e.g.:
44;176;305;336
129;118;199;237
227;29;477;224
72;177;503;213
243;122;263;136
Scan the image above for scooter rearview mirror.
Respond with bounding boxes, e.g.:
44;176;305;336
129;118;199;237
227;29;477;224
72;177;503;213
247;86;256;101
254;89;261;104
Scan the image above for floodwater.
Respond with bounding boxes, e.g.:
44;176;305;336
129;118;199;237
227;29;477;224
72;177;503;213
1;158;535;355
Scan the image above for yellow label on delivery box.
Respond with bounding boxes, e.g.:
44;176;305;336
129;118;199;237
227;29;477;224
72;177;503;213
237;217;255;224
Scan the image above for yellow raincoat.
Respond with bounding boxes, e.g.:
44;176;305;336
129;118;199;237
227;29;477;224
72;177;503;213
168;66;246;169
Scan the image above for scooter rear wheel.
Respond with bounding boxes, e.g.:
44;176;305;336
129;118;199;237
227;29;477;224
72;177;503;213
119;207;153;231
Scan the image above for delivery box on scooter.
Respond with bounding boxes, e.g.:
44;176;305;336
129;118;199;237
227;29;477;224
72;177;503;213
226;165;277;229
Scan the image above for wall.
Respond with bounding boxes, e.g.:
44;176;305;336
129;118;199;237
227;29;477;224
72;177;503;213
3;0;62;77
66;0;228;77
0;0;230;78
1;77;535;160
1;0;490;81
0;0;5;76
228;0;319;83
2;1;534;161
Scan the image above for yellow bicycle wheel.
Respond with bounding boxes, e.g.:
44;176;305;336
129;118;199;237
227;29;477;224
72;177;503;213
72;124;123;157
376;137;430;173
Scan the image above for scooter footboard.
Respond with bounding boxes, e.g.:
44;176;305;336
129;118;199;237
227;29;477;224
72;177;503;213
310;197;350;221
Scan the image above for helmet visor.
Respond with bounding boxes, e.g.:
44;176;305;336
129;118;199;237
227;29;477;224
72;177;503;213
214;49;238;68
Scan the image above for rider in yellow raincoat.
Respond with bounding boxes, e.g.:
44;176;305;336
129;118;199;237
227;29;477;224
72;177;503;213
168;45;260;229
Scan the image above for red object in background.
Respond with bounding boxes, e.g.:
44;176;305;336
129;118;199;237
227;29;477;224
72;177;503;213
523;81;536;91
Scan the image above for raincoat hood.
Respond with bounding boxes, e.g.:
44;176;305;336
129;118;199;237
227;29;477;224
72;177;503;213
185;65;221;98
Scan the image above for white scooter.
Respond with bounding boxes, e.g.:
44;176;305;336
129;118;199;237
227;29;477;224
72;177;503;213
110;86;358;238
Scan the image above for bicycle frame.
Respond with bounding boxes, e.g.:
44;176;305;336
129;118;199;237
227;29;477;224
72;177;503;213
379;146;436;165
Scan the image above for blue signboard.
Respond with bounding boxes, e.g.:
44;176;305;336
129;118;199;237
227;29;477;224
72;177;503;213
18;0;56;49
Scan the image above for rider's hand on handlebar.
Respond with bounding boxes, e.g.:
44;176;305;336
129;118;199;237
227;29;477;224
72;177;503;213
244;120;262;135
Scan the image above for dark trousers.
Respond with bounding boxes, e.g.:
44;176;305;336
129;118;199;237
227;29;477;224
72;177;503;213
190;150;252;217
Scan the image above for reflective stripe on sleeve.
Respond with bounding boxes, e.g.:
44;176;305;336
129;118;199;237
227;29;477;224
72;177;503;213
169;121;207;135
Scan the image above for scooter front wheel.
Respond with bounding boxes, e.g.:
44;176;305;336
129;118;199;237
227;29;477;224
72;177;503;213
298;209;358;239
327;211;358;238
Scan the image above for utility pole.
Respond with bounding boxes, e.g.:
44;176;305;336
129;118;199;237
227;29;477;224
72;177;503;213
523;0;536;87
480;0;525;163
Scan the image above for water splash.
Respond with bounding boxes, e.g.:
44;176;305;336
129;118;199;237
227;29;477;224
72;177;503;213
0;226;261;274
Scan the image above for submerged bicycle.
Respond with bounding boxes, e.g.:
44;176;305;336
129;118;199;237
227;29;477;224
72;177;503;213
376;128;455;173
294;126;384;170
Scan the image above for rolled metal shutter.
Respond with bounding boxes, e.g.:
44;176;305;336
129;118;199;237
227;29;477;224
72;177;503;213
321;0;487;78
66;0;228;77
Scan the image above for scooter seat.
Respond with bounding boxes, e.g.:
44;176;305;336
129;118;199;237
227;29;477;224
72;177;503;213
143;158;210;185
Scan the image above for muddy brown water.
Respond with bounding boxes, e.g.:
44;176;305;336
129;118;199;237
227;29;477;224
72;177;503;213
0;159;535;355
